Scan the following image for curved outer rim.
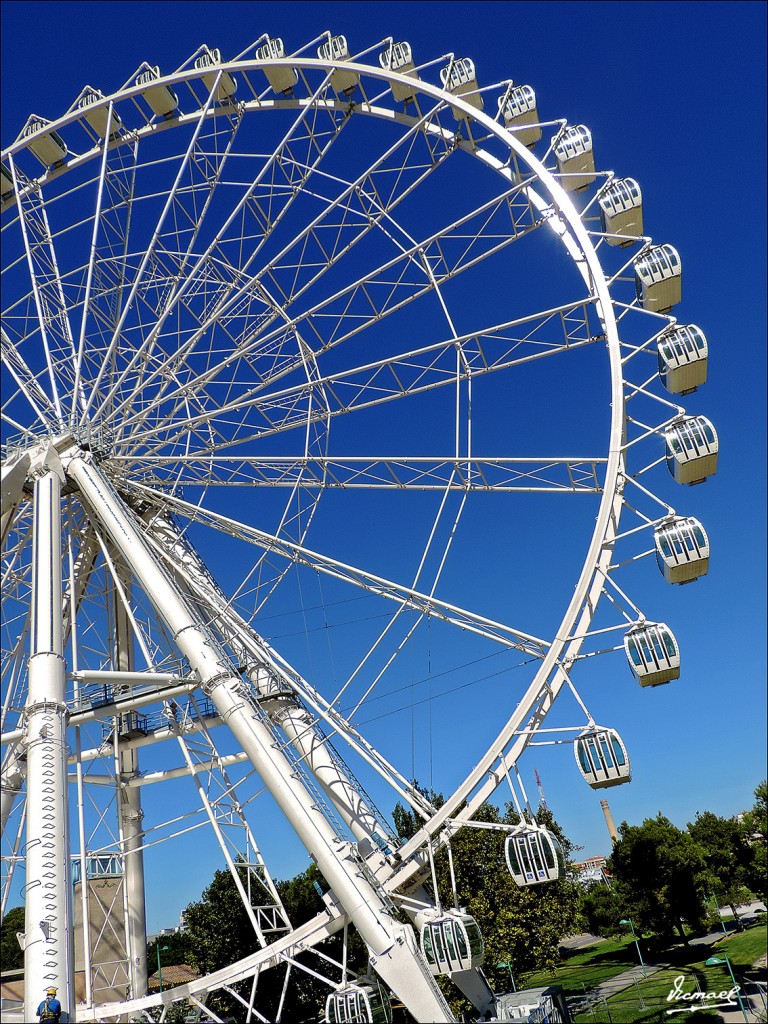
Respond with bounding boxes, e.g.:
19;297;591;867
2;55;626;1019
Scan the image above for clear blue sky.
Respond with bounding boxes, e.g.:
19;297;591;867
2;1;765;932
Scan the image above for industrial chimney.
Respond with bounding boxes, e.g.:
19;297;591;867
601;799;619;843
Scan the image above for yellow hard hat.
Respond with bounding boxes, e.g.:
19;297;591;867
46;987;57;994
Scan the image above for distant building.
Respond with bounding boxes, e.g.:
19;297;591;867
147;964;200;993
571;855;611;886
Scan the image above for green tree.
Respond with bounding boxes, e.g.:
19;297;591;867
741;780;767;901
146;929;193;979
182;864;257;978
608;814;708;945
688;810;755;927
0;905;25;972
578;881;624;937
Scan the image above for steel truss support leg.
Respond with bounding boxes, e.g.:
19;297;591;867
24;447;75;1022
68;454;455;1024
111;554;149;998
146;517;496;1017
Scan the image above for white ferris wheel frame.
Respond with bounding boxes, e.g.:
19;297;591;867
0;38;696;1024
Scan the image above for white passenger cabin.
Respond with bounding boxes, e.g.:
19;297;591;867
624;622;680;687
378;41;419;103
256;37;298;94
194;47;237;102
634;244;682;312
554;125;595;191
325;979;391;1024
654;516;709;584
599;177;643;245
318;35;359;96
665;416;718;485
77;88;123;138
574;728;631;789
499;84;541;148
420;909;484;975
658;324;708;395
505;825;565;886
20;115;67;168
440;58;483;120
135;66;179;118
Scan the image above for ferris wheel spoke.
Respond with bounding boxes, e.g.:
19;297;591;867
2;324;62;434
116;454;606;493
119;295;597;455
113;103;531;441
94;75;360;430
5;156;81;426
107;97;460;435
136;512;461;833
236;156;543;363
104;110;252;425
78;83;227;425
127;482;549;658
70;106;125;424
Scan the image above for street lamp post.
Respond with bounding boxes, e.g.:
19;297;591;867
156;943;169;993
619;918;647;979
496;960;517;992
705;955;749;1024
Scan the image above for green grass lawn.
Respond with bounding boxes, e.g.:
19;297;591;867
520;935;639;993
716;919;768;969
572;918;767;1024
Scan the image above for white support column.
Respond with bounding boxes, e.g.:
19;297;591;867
24;447;74;1023
146;513;390;857
111;556;148;998
249;669;382;853
68;454;455;1023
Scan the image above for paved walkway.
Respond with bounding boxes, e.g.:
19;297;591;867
567;961;669;1015
559;933;606;952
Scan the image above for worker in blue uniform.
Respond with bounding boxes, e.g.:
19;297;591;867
36;986;62;1022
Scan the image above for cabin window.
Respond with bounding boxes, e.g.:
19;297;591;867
542;836;556;870
422;928;435;965
627;637;641;666
444;923;458;962
466;921;484;957
507;839;522;875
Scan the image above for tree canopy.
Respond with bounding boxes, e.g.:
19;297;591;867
607;814;708;944
687;810;755;924
0;905;24;973
740;780;767;900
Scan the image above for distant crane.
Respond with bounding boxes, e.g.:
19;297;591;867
534;768;548;811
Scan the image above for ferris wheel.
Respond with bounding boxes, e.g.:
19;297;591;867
1;31;717;1024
